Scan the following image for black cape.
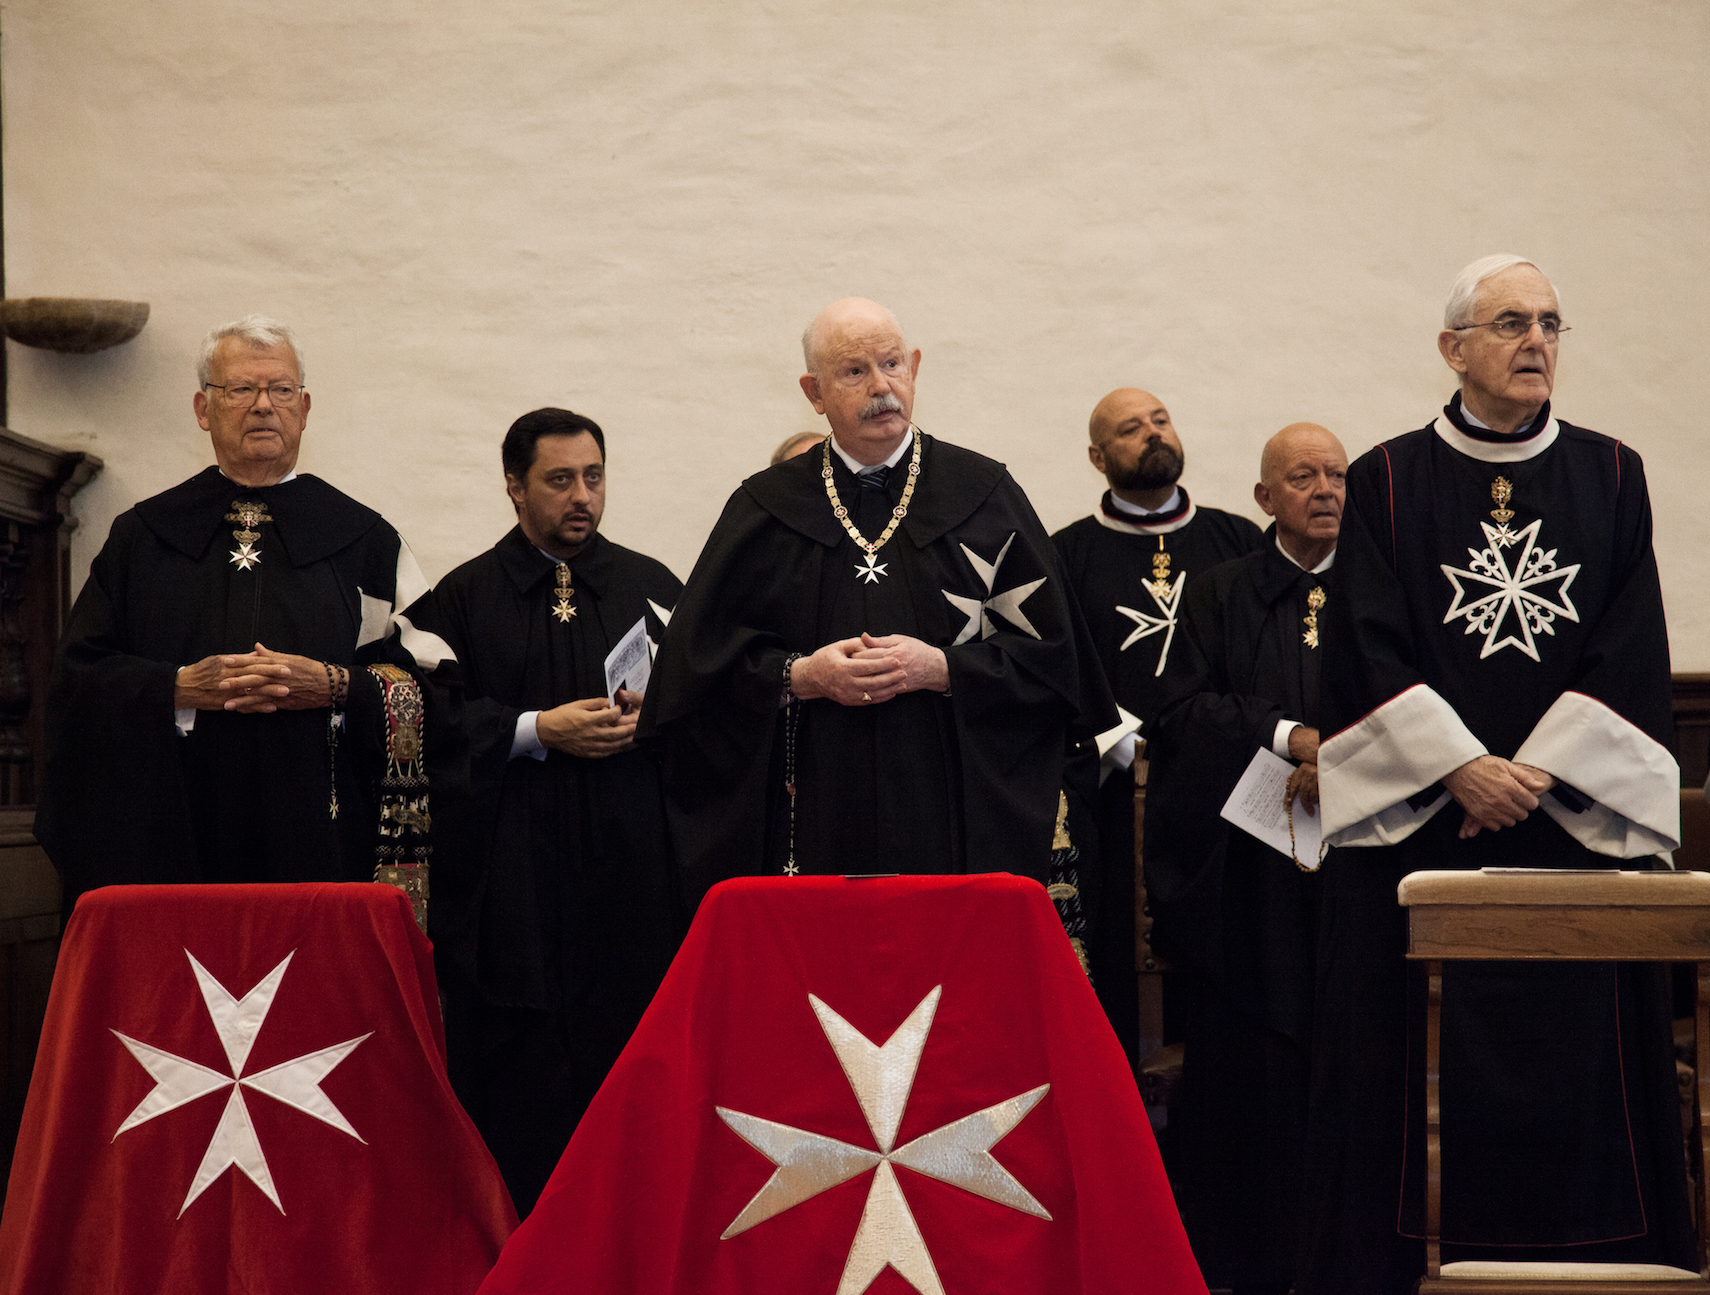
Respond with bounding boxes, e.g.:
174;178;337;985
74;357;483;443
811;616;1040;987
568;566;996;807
1144;532;1328;1286
1054;491;1265;1066
401;527;686;1213
37;467;419;902
639;433;1116;899
1302;406;1692;1293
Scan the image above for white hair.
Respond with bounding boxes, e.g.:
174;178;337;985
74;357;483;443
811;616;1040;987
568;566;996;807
197;315;305;386
800;302;909;373
1443;255;1560;329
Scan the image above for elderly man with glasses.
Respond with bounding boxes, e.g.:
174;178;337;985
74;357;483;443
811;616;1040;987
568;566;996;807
37;315;440;905
1301;257;1690;1292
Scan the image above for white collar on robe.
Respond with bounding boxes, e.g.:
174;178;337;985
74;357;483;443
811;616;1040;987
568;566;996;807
1277;536;1336;573
217;467;298;484
1432;401;1558;463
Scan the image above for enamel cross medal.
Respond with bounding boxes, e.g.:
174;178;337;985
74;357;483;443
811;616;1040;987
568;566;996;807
551;562;577;622
225;500;272;571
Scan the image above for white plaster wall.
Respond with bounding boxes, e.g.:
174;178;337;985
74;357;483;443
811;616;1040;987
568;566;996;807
4;0;1707;663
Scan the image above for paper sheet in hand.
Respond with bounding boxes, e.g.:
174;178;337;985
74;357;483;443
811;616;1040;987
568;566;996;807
604;617;651;701
1219;747;1322;870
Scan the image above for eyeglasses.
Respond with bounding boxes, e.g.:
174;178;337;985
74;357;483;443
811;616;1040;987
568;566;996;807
202;382;305;408
1453;315;1570;342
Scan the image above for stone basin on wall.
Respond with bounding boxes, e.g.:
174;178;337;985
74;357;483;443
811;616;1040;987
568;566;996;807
0;298;149;354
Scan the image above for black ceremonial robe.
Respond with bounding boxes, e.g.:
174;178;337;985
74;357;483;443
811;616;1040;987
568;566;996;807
38;467;424;903
401;527;685;1215
1053;491;1266;730
1054;491;1264;1066
639;433;1116;898
1303;400;1691;1294
1144;533;1328;1288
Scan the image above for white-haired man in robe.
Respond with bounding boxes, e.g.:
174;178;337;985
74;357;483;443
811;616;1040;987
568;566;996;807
1303;257;1691;1292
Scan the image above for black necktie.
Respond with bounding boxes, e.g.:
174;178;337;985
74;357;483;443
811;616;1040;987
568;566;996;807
857;465;890;492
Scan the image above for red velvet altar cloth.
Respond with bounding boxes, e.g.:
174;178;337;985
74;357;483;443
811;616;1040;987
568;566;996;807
0;883;516;1294
479;873;1206;1294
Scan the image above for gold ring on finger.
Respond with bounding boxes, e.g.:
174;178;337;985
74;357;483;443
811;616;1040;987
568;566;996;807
861;692;871;703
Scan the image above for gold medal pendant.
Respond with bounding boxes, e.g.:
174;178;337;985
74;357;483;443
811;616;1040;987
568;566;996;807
1488;476;1519;548
1143;541;1173;601
1303;586;1325;649
224;500;272;571
822;431;923;583
551;562;577;622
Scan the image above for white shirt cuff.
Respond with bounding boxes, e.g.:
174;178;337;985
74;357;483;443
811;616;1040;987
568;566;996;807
1272;720;1301;760
175;707;195;736
512;711;548;761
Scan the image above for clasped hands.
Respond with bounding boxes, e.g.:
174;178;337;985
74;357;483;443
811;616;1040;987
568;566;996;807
789;633;949;707
175;642;338;713
1444;754;1556;839
1277;733;1554;838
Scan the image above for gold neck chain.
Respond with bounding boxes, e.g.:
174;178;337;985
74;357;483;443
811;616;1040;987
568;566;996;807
821;429;923;558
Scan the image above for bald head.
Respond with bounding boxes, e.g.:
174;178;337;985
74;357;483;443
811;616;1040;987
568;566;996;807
1254;423;1347;570
1089;388;1166;446
798;298;921;465
802;298;909;374
1086;388;1184;507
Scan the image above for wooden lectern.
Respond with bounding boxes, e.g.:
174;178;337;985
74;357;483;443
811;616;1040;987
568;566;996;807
1401;868;1710;1293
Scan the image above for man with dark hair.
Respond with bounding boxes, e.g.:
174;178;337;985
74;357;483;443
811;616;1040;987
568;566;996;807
401;407;684;1215
641;298;1113;894
38;315;438;901
1052;388;1265;1068
1143;422;1346;1295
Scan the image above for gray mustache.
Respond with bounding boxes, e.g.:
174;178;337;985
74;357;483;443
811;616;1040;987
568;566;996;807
859;394;904;420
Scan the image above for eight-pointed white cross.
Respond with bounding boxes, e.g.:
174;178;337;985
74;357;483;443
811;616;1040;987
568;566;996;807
1441;518;1581;662
717;986;1051;1295
111;949;371;1217
1115;569;1187;678
942;534;1046;646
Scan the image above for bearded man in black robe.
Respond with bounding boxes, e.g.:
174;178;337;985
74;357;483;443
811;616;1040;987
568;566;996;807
1145;422;1346;1295
400;408;684;1215
1305;256;1692;1292
38;315;436;905
1053;388;1264;1066
640;298;1114;896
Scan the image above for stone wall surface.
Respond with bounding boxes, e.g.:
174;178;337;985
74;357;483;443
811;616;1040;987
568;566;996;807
3;0;1706;662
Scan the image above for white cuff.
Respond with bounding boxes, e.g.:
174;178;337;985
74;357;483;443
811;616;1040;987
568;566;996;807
511;711;548;761
1319;684;1486;842
1272;720;1302;760
1095;706;1142;762
1513;691;1681;857
1094;707;1142;787
175;707;195;736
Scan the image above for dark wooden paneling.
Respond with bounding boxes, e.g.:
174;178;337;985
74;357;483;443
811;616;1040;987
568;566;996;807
1678;673;1710;873
0;429;98;1201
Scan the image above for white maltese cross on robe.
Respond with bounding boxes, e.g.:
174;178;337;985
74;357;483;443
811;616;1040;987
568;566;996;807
1441;518;1581;662
941;533;1046;646
716;986;1051;1295
110;949;371;1217
1115;570;1187;679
